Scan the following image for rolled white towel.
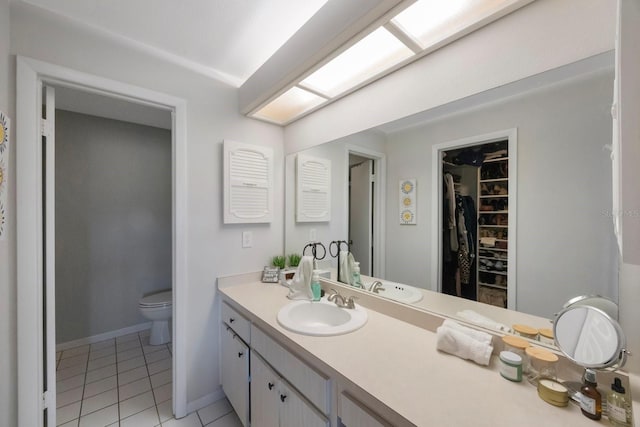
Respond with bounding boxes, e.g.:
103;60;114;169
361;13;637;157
442;319;493;346
456;309;512;333
436;326;493;366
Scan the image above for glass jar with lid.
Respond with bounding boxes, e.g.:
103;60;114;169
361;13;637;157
538;328;555;345
525;346;558;385
502;335;531;373
513;324;539;340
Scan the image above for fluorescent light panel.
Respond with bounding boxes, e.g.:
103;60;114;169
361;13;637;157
252;86;326;124
392;0;513;48
249;0;528;125
300;27;415;98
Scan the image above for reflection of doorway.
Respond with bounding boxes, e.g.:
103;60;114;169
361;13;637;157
349;155;373;275
346;147;386;279
431;129;517;310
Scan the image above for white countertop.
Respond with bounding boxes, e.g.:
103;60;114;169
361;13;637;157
218;277;620;426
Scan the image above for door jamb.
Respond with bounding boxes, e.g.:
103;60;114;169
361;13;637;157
345;145;386;279
16;56;189;425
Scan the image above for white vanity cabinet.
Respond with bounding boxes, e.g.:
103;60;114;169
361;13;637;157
220;303;250;427
251;353;328;427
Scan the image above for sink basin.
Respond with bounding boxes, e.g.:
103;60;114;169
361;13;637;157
369;281;423;304
277;298;367;336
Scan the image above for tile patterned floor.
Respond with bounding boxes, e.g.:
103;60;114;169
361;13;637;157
56;330;242;427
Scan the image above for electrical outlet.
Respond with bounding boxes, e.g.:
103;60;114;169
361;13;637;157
309;228;317;241
242;231;253;248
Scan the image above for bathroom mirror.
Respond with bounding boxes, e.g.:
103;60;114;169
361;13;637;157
284;54;619;329
554;300;627;369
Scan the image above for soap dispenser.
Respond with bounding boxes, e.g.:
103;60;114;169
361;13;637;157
607;378;631;426
352;262;362;287
311;270;322;301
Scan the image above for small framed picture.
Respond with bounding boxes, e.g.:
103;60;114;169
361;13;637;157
262;266;280;283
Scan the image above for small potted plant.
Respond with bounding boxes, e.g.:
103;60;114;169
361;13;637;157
271;255;286;270
280;253;302;280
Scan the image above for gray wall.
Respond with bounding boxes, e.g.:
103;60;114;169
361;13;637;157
384;69;617;318
55;110;172;344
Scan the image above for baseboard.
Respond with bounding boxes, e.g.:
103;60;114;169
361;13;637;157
186;387;226;415
56;322;152;351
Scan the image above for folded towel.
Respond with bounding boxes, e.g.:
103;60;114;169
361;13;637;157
442;319;493;345
436;326;493;366
286;256;314;300
456;309;512;333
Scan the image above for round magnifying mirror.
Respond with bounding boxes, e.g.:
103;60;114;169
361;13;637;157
554;304;626;369
562;295;618;320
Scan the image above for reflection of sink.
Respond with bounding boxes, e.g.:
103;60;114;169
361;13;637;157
369;281;423;304
277;298;368;336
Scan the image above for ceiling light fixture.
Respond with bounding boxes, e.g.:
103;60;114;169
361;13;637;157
242;0;534;126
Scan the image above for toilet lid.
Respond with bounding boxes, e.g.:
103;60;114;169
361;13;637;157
139;290;172;307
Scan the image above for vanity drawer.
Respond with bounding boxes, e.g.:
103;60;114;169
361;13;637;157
222;302;250;343
251;325;331;415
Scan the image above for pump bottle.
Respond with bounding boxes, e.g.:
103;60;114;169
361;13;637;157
580;368;602;420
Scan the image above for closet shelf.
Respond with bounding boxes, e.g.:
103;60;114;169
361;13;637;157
478;268;508;276
480;178;508;183
479;282;508;290
479;224;508;228
479;210;508;214
479;195;508;198
483;157;509;163
479;247;507;252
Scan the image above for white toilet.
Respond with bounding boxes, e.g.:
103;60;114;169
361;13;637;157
139;290;172;345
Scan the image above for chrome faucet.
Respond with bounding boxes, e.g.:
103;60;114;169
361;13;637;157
327;289;357;309
369;281;386;293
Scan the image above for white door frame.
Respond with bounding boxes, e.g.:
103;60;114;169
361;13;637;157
344;145;386;279
17;56;189;425
430;128;517;310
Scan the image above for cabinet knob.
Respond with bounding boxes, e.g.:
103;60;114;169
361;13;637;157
237;351;244;358
280;394;287;402
229;317;235;323
268;382;274;390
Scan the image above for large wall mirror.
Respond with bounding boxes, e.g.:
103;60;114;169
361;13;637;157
284;53;619;334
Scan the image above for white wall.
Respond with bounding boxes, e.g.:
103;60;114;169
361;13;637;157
55;110;172;344
384;69;616;319
10;1;284;409
0;0;16;425
284;0;616;153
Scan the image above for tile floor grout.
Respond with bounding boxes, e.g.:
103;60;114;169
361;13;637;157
55;330;241;427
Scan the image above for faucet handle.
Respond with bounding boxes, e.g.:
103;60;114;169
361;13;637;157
345;296;357;309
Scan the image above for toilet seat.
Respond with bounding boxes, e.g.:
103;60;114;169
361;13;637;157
139;290;172;308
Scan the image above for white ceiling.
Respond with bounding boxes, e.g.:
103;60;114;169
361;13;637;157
19;0;328;86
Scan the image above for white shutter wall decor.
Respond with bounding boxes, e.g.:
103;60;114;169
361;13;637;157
223;140;274;224
296;154;331;222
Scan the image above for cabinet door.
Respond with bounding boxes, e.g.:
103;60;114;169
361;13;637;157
250;355;279;427
279;382;329;427
221;326;250;427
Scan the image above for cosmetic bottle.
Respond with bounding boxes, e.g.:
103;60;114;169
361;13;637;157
607;378;632;426
580;368;602;420
311;270;321;301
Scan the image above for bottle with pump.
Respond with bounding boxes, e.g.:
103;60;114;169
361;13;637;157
311;270;321;301
607;377;632;426
352;262;362;288
580;368;602;420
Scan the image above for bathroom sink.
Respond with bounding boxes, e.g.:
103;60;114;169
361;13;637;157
277;298;368;336
369;281;423;304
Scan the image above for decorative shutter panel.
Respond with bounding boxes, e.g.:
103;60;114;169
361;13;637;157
296;154;331;222
224;140;273;223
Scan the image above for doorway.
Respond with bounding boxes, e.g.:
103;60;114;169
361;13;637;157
346;147;386;279
430;129;517;310
17;57;188;426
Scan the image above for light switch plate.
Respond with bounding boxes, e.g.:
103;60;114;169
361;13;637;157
242;231;253;248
